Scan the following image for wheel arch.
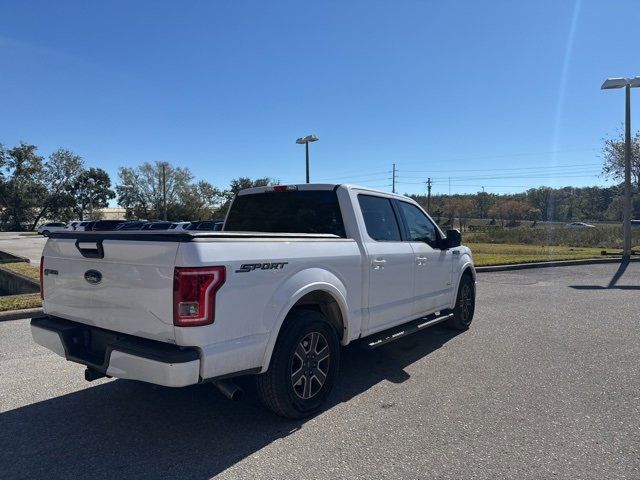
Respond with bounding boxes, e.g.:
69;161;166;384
260;269;352;373
450;260;476;309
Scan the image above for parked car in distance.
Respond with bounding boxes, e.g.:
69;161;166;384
87;220;127;231
186;220;224;231
566;221;595;229
65;221;81;231
140;221;176;230
631;219;640;227
34;184;475;418
169;221;191;231
37;222;67;236
115;221;148;231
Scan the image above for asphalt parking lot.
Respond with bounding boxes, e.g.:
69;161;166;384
0;232;46;264
1;263;638;480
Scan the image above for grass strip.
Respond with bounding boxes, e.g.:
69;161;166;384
0;262;40;279
0;293;41;312
468;243;615;266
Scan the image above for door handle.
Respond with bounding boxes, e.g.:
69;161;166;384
372;258;386;270
416;255;427;265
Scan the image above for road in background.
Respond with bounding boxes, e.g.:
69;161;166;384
0;232;46;264
1;264;639;479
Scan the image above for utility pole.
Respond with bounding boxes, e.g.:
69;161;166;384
448;176;451;196
161;163;167;221
426;177;432;212
392;163;396;193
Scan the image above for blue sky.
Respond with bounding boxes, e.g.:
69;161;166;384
1;0;639;197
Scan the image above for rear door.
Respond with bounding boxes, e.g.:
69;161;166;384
42;235;180;344
394;200;453;314
357;194;415;334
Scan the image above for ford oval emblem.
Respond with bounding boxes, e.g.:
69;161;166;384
84;269;102;285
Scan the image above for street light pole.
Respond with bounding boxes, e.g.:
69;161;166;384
624;83;632;259
305;142;310;184
602;76;640;260
296;135;319;183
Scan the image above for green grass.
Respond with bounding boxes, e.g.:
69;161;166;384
0;262;42;312
461;223;640;249
0;262;40;279
468;243;616;266
0;293;41;312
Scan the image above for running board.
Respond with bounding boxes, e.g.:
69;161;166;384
364;312;454;349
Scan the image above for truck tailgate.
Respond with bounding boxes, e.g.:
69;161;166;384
42;237;179;343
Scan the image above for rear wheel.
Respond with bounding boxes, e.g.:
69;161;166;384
256;310;340;419
447;274;475;331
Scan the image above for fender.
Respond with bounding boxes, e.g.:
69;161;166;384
449;253;476;309
259;267;356;373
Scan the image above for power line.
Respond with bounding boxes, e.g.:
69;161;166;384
396;147;598;166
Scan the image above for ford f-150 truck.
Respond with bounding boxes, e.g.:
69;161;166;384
31;184;476;418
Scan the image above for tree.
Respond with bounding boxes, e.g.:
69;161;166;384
475;191;494;219
601;130;640;188
31;148;85;229
0;142;46;230
219;177;278;213
501;200;530;225
68;168;115;220
116;162;225;220
173;180;224;220
444;197;474;231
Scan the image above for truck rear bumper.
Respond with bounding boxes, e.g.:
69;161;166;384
30;316;200;388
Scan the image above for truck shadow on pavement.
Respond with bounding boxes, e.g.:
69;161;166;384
0;325;461;480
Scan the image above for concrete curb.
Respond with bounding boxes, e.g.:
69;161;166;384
0;307;43;322
0;249;31;264
476;256;640;272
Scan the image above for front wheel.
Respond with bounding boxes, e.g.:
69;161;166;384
447;274;475;331
42;230;50;237
256;310;340;419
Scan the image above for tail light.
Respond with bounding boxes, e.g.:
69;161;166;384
173;266;225;327
39;256;44;299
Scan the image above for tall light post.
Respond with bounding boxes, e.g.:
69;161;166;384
296;135;319;183
601;76;640;260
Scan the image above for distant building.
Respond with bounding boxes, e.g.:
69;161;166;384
95;207;126;220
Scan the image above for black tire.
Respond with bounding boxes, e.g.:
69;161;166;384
447;273;475;331
256;309;340;419
42;230;50;237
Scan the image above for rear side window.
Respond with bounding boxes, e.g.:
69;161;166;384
357;195;401;241
225;190;346;237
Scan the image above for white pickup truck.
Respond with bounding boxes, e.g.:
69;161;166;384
32;184;475;418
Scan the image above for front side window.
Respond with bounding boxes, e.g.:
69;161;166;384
396;201;438;247
357;195;402;241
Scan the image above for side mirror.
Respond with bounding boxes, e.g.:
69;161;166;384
444;229;461;249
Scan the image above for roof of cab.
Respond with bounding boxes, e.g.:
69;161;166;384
237;183;410;200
